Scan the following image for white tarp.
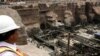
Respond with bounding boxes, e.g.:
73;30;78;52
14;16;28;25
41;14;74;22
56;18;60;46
93;6;100;15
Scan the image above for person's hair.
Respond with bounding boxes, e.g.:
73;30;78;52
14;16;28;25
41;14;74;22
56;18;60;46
0;29;17;41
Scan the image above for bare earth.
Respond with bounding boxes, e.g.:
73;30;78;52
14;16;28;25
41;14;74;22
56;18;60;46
17;42;51;56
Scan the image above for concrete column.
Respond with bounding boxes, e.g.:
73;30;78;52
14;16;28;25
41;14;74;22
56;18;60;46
4;0;7;2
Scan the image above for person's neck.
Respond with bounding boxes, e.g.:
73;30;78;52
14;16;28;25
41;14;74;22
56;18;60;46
5;40;15;44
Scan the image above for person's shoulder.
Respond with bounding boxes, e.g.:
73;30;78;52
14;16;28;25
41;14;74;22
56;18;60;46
0;51;17;56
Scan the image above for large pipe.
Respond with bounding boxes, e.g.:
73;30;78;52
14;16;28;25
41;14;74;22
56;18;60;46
33;35;55;50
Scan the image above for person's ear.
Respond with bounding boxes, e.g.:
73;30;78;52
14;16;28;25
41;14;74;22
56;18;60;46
8;34;14;41
8;32;17;43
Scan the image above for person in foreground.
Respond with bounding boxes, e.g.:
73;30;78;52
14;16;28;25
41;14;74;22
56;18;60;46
0;15;27;56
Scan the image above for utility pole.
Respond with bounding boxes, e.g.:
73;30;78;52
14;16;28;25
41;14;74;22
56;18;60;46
67;32;71;56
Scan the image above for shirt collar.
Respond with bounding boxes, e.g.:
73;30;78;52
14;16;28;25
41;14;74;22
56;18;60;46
0;41;16;51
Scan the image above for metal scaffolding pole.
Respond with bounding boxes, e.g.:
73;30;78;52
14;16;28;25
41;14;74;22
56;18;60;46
67;33;71;56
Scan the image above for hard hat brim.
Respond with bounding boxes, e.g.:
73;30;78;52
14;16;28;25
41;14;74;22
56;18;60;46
0;26;20;34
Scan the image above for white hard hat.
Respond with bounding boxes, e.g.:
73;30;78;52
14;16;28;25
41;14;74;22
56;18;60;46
0;15;20;34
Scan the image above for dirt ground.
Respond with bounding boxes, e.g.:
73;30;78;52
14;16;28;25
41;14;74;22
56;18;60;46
17;42;51;56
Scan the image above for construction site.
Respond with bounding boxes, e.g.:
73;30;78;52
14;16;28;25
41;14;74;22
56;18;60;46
0;0;100;56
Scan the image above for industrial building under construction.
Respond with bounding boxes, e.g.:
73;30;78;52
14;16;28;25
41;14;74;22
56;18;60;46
0;0;100;56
